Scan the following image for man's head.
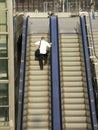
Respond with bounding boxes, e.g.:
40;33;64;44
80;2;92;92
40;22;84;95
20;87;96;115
41;37;45;40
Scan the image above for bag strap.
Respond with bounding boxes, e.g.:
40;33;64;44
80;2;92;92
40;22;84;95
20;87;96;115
39;40;41;48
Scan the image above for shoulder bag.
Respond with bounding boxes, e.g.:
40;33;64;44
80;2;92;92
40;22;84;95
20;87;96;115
35;40;41;60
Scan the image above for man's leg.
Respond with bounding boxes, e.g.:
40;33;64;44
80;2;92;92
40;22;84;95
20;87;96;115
39;54;43;70
44;53;48;65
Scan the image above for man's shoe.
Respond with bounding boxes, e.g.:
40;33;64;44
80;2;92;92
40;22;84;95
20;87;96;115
40;66;43;70
44;61;47;65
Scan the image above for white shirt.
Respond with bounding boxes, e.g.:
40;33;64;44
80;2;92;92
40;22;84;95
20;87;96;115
35;40;51;54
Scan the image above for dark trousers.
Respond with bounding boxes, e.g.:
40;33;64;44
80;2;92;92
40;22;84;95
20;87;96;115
39;53;48;70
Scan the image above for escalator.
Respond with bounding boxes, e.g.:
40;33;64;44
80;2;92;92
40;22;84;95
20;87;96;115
17;16;52;130
85;14;98;120
59;33;92;130
59;16;98;130
17;15;98;130
22;34;51;130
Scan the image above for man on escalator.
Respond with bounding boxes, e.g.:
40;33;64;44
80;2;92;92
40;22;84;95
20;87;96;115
35;37;52;70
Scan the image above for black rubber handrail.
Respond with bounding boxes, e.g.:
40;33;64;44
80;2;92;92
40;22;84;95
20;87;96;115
50;16;62;130
17;15;29;130
80;15;98;130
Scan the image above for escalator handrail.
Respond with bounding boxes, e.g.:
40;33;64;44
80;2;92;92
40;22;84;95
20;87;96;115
50;16;62;130
80;15;98;130
17;15;29;130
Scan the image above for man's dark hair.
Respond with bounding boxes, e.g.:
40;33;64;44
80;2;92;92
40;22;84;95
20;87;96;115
41;37;45;40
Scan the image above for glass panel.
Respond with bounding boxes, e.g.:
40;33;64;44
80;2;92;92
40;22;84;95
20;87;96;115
0;83;8;105
0;0;6;8
0;83;9;126
0;59;8;79
0;10;7;32
0;1;7;32
0;35;8;57
0;107;9;126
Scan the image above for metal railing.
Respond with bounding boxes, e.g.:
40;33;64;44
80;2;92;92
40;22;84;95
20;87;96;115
87;13;98;59
15;1;80;13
